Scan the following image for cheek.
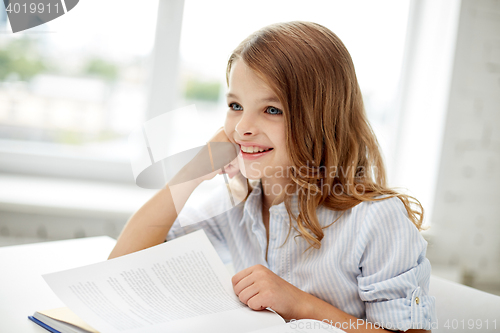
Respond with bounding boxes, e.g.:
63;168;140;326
273;129;290;163
224;117;235;140
270;125;286;149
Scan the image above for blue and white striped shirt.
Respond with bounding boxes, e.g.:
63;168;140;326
166;180;437;331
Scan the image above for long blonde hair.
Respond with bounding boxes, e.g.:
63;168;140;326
226;21;426;250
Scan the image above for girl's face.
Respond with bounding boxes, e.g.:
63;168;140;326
224;60;291;182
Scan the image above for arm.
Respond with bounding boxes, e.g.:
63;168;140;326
108;127;237;259
354;198;436;332
232;198;436;332
232;265;430;333
301;293;430;333
108;169;206;259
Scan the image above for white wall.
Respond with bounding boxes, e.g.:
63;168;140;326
390;0;461;225
428;0;500;287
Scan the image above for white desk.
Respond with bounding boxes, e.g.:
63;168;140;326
3;237;500;333
0;236;116;332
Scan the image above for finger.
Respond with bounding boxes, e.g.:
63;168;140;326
233;273;257;297
237;281;260;305
210;126;229;143
231;265;256;286
210;142;239;170
247;293;268;311
227;168;240;179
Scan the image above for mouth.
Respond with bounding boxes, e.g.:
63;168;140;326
239;145;274;160
239;146;274;154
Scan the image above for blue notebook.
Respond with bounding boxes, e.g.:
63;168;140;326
28;308;95;333
28;316;62;333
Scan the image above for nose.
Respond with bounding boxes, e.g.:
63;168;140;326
235;111;258;137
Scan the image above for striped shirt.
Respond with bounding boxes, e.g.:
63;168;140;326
166;180;437;331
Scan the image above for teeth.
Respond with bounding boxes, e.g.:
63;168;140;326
241;146;271;153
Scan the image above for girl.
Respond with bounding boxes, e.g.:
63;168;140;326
109;21;437;332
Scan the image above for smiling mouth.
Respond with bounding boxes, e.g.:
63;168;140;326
240;147;274;154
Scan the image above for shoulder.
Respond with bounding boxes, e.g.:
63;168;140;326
328;196;415;236
354;196;428;273
358;195;420;237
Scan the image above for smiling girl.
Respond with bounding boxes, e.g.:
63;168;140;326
109;21;437;332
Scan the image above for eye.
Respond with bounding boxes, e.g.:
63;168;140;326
265;106;283;115
229;103;243;111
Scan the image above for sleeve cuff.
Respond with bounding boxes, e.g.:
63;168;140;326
365;287;437;331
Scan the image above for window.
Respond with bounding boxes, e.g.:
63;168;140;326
0;0;158;182
0;0;410;184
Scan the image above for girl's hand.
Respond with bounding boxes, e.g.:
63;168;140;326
169;127;239;185
204;127;240;181
218;160;240;179
232;264;311;320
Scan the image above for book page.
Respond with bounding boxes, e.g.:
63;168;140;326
43;230;285;333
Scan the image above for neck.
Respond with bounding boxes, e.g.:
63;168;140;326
260;176;290;210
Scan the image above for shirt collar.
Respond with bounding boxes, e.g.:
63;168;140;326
240;180;262;226
239;180;300;227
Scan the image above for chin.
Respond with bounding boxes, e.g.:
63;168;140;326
240;169;262;181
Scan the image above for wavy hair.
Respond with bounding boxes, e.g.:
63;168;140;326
226;21;426;251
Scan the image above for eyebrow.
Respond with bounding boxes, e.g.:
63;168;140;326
226;92;281;104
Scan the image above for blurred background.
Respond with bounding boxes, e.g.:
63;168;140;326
0;0;498;295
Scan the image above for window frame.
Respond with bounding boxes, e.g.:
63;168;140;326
0;0;457;202
0;0;185;184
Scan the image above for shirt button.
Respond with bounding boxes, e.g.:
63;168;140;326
271;234;277;240
415;297;420;305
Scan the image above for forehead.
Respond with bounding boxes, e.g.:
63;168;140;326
227;60;279;102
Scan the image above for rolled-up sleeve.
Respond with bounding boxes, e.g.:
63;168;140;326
356;197;437;331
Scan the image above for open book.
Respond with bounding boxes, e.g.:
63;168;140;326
30;230;345;333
